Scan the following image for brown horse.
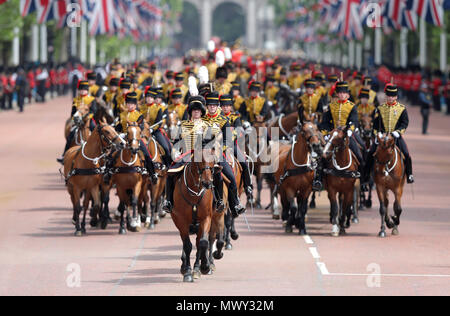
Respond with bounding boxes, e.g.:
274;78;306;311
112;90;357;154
140;123;168;229
111;122;145;234
272;121;322;235
373;134;406;238
359;114;375;209
63;120;126;236
323;127;360;237
64;104;92;150
223;153;244;251
269;112;298;140
170;149;216;282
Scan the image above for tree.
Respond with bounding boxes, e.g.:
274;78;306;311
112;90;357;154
0;0;22;65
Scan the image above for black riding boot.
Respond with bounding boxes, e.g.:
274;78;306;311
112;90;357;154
405;156;414;183
57;130;76;163
312;159;324;192
162;175;175;213
213;172;225;212
240;161;254;200
139;141;158;184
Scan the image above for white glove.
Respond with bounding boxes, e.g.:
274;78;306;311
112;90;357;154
268;101;273;107
324;135;330;142
243;121;251;130
392;131;400;138
347;130;353;138
119;133;126;139
149;128;154;134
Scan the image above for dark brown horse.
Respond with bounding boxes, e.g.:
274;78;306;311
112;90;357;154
373;134;406;238
111;122;145;234
170;149;215;282
272;121;322;235
323;127;360;237
269;112;298;140
140;122;168;229
359;114;375;209
63;120;126;236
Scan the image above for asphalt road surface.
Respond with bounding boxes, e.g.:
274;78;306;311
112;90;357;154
0;97;449;296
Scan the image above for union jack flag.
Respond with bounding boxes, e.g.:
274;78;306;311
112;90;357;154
406;0;444;27
329;0;364;40
384;0;418;30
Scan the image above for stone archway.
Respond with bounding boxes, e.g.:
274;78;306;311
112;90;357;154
175;1;201;52
212;2;246;43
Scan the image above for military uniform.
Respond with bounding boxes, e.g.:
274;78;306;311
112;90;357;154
241;82;268;123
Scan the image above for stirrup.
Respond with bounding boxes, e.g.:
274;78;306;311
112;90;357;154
407;175;415;184
312;180;323;192
57;157;64;164
216;199;225;212
233;204;245;218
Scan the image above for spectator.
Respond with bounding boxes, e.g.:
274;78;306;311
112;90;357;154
419;83;432;135
15;68;27;113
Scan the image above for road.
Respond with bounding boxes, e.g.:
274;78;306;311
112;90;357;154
0;97;449;296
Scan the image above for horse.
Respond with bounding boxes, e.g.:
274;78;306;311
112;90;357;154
111;122;145;234
64;104;92;150
140;122;168;229
276;84;298;114
171;148;216;282
373;134;406;238
323;127;361;237
63;120;126;236
223;153;244;251
246;116;269;209
269;112;298;140
272;121;323;235
167;110;181;143
359;114;375;209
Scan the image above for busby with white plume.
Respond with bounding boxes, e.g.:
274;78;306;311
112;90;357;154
207;40;215;53
215;50;225;67
188;76;199;97
224;47;232;61
198;66;209;85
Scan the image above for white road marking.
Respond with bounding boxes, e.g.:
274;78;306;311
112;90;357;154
325;273;450;278
317;262;330;275
303;235;314;244
309;247;321;259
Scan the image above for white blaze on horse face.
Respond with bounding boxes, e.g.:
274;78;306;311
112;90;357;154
324;131;339;154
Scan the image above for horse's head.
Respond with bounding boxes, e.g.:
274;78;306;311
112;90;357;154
196;148;215;190
324;126;350;155
299;122;323;156
168;111;181;140
126;121;142;155
73;103;90;126
253;117;267;137
360;114;373;139
98;119;126;150
374;133;396;164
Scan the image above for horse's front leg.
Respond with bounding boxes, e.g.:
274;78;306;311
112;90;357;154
118;201;126;235
328;188;340;237
297;195;309;236
130;183;142;232
392;186;404;236
181;236;193;283
376;186;388;238
71;187;83;236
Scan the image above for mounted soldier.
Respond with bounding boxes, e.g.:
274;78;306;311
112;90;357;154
103;77;120;109
168;88;189;121
219;94;254;203
113;78;131;117
240;81;269;124
57;81;97;164
298;78;325;122
367;84;414;184
316;81;365;191
203;92;246;218
214;66;232;95
231;81;245;113
356;88;376;121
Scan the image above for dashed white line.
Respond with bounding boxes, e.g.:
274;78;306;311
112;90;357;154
309;247;321;259
316;262;330;275
303;235;314;244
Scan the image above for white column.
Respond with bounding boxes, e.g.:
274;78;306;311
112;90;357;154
71;27;77;58
80;20;87;63
100;50;106;64
400;28;408;68
40;24;48;63
32;24;39;62
419;18;426;68
356;42;362;70
247;0;257;48
348;40;355;68
440;18;447;72
89;37;96;67
201;0;212;49
374;28;382;65
12;27;20;66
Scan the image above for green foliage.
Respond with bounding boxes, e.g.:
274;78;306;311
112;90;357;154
212;3;246;43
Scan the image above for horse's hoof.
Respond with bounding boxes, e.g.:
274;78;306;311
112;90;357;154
285;226;293;233
90;219;98;228
358;205;365;211
183;274;194;283
192;269;201;279
225;243;233;251
309;201;316;209
352;217;359;224
282;221;287;227
119;228;127;235
331;225;339;237
200;265;210;275
255;203;262;209
72;219;76;225
378;231;387;238
213;251;223;260
100;221;108;230
340;228;346;235
230;232;239;241
299;229;307;236
272;214;280;220
365;200;372;208
210;264;216;272
144;222;150;229
392;228;399;236
159;211;167;218
74;231;83;237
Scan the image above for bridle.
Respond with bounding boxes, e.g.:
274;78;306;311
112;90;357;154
184;162;214;197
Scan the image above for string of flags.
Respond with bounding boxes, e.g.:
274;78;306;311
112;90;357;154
0;0;164;41
281;0;448;42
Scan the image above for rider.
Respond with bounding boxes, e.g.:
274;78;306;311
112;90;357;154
87;71;101;99
214;66;232;95
162;95;213;213
113;78;131;117
356;88;376;121
264;75;280;109
240;81;269;124
175;72;189;102
141;87;172;168
115;91;158;183
298;78;324;121
203;92;246;218
315;81;366;191
368;84;414;184
288;63;304;91
361;77;380;108
162;70;175;101
57;80;96;164
231;81;245;113
168;88;189;121
220;94;254;203
103;77;120;108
